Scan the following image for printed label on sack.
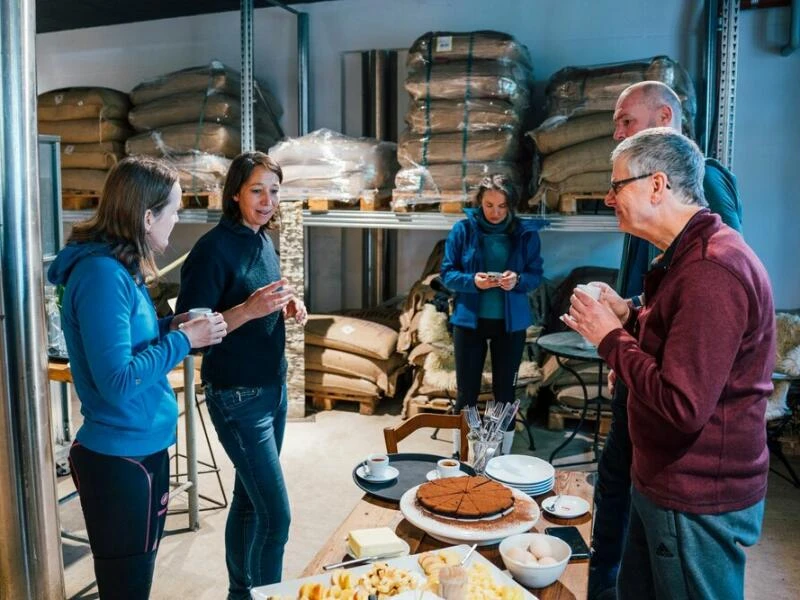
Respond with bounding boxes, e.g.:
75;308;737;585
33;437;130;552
436;36;453;52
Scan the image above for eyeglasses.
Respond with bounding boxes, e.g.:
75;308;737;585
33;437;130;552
609;173;653;195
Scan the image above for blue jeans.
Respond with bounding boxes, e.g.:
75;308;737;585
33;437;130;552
205;382;291;600
618;487;764;600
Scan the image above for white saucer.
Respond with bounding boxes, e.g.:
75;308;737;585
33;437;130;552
355;464;399;483
425;469;468;481
345;538;411;560
541;494;590;518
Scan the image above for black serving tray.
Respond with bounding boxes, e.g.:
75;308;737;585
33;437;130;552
351;452;475;503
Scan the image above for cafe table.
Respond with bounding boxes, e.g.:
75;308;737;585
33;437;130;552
302;469;594;600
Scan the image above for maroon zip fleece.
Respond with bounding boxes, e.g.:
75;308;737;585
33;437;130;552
598;211;776;514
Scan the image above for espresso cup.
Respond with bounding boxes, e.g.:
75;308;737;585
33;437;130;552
365;453;390;478
436;457;461;478
188;307;213;320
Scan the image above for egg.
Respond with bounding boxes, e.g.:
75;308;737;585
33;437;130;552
506;547;532;564
528;537;552;560
538;556;558;566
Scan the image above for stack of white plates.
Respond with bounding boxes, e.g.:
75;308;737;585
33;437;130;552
484;455;555;496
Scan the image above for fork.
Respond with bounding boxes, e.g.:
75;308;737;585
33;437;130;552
464;406;482;432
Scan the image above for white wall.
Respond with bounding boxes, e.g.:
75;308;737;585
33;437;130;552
37;0;800;309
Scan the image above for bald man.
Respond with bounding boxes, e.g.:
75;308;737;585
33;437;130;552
588;81;743;600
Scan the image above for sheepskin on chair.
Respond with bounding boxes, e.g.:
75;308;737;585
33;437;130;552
766;313;800;421
417;304;541;393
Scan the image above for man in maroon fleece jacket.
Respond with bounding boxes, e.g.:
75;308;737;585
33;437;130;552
563;128;775;600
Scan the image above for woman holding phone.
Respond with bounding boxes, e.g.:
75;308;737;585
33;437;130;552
177;151;306;598
440;174;543;454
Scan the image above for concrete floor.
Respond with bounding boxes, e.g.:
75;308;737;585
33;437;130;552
59;394;800;599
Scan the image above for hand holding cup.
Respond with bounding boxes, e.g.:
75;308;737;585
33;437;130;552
179;311;227;348
560;283;621;347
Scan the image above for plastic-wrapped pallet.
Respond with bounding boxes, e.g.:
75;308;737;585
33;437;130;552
528;56;696;213
269;129;398;202
393;30;533;211
545;56;697;137
127;61;283;197
37;87;133;196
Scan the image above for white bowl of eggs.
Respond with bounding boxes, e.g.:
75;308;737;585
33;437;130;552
498;533;571;588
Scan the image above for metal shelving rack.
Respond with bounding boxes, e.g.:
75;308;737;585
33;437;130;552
63;208;619;232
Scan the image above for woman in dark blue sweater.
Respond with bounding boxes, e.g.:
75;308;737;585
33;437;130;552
177;152;306;598
441;174;543;454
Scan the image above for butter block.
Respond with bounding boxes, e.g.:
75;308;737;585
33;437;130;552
347;527;404;558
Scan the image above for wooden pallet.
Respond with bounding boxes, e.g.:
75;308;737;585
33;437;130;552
305;189;392;213
407;398;455;417
547;403;612;437
180;190;222;210
391;191;473;214
62;193;100;210
308;391;381;415
558;191;609;214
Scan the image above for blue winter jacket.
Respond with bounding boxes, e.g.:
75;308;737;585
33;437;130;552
48;242;191;456
441;209;544;332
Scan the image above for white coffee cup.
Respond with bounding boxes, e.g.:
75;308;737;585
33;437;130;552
365;453;390;478
436;457;461;478
573;284;602;348
188;307;213;320
575;283;601;301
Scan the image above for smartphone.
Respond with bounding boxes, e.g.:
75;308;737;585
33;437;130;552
544;526;592;559
485;271;503;280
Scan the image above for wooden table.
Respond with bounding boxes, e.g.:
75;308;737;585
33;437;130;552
303;470;594;600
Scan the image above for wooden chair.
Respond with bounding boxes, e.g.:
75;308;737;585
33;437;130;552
383;412;470;460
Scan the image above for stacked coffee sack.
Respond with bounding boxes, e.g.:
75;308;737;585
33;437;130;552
38;87;133;195
529;56;696;212
269;129;398;202
393;31;533;210
304;314;407;410
126;61;283;203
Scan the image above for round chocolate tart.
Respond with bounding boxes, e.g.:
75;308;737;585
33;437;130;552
416;475;514;518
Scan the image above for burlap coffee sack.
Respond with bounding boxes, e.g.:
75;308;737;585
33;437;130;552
305;314;399;361
406;61;530;105
406;99;521;135
39;118;132;144
61;169;109;194
540;137;616;184
38;87;130;121
407;31;532;70
305;370;381;398
529;112;615;155
61;142;125;170
128;91;281;141
398;130;519;167
304;345;405;394
530;171;612;210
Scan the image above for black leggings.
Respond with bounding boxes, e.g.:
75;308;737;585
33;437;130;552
69;443;170;599
453;319;526;428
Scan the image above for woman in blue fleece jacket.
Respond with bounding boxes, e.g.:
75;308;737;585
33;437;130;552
441;174;543;454
48;157;227;599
